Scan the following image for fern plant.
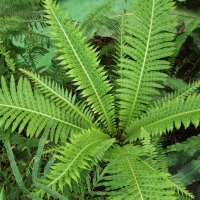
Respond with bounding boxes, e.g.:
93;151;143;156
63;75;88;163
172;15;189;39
1;0;200;199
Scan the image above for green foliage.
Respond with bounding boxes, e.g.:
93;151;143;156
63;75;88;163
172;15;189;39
1;0;200;199
165;133;200;187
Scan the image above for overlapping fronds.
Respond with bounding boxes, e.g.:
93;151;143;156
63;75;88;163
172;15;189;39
115;0;176;131
0;76;88;143
0;0;45;25
34;129;115;197
165;77;185;90
152;79;200;107
98;143;192;199
0;0;49;46
80;0;114;37
43;0;116;133
20;68;96;129
126;94;200;142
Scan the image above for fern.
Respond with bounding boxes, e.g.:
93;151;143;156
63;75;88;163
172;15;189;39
43;0;116;133
170;16;200;66
166;133;200;153
116;0;176;130
98;134;192;199
34;129;115;197
0;44;15;72
165;133;200;188
126;94;200;141
1;0;200;199
80;0;115;38
0;76;88;142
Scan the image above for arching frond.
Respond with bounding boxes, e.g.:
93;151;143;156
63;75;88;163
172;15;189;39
34;129;115;197
0;76;88;143
126;94;200;142
115;0;176;131
43;0;116;133
20;68;96;129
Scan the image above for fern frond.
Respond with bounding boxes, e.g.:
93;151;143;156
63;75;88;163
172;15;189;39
43;0;116;133
152;80;200;107
99;144;192;199
116;0;176;131
0;44;15;72
80;0;114;37
170;17;200;66
20;68;96;129
126;94;200;142
166;133;200;152
34;129;115;197
0;76;87;142
0;16;27;34
99;43;116;57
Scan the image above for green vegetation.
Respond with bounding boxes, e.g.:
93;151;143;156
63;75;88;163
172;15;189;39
1;0;200;199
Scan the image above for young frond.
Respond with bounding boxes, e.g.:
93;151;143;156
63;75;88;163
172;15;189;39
126;94;200;142
43;0;116;133
20;68;96;129
0;76;88;143
34;129;115;197
115;0;176;131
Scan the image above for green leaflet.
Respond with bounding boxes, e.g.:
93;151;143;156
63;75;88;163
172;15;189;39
43;0;116;133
